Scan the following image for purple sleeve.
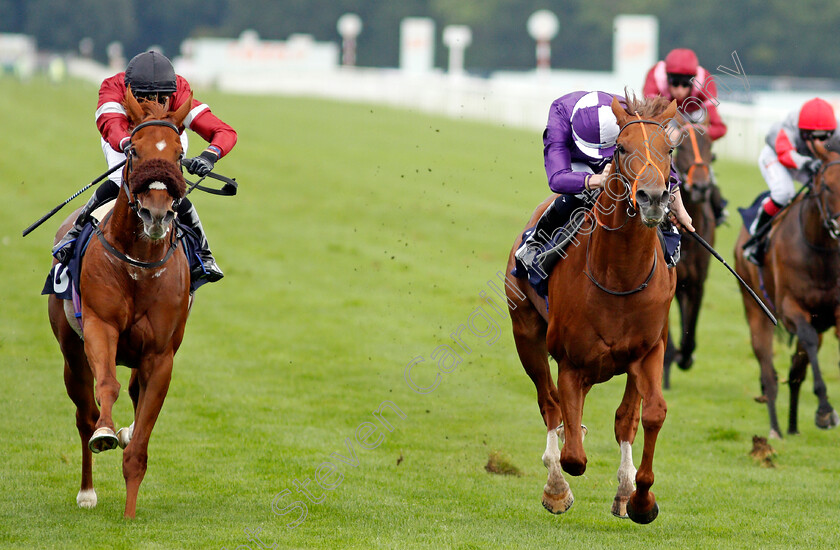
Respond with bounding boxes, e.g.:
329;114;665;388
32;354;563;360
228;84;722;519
543;101;588;194
668;161;681;191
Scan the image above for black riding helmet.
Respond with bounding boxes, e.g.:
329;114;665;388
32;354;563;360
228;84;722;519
124;51;177;95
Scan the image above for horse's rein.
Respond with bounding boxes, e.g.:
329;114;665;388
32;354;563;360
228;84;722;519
682;125;708;189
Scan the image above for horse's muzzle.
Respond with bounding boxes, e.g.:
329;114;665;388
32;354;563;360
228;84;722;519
138;207;176;240
635;188;669;227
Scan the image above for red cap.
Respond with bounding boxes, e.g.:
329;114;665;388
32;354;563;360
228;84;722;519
665;49;698;75
798;98;837;131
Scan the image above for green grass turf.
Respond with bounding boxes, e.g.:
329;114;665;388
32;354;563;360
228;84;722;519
1;77;840;549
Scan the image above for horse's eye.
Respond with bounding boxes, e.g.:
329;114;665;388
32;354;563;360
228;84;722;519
615;144;625;154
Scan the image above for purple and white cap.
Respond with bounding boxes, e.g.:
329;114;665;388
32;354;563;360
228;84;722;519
570;91;620;160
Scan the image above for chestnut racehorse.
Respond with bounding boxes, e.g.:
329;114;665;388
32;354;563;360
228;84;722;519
734;142;840;439
506;95;678;524
664;124;715;388
48;89;192;518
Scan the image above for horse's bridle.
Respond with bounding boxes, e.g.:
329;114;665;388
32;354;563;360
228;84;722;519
122;120;183;214
678;125;711;193
95;119;183;269
585;114;668;296
809;159;840;241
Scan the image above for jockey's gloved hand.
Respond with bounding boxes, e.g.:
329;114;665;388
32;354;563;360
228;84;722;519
184;150;218;177
805;158;823;175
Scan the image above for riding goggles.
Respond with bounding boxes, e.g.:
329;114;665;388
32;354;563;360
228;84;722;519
800;130;834;142
667;74;694;88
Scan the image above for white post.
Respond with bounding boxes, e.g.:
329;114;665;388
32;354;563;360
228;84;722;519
337;13;363;67
443;25;471;77
527;10;559;72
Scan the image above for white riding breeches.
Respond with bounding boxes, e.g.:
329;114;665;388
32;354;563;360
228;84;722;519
102;132;190;186
758;144;796;206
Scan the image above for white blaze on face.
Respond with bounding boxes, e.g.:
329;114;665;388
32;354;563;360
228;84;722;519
148;181;167;190
156;140;167;151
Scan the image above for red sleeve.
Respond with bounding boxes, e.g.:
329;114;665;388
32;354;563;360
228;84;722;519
705;102;727;140
642;66;659;98
95;74;131;152
171;76;238;158
774;131;799;169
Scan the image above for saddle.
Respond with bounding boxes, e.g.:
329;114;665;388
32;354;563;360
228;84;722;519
512;209;681;299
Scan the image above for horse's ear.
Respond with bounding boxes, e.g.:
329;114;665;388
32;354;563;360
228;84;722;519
813;139;830;162
611;96;627;126
124;86;144;125
171;93;193;128
662;99;678;122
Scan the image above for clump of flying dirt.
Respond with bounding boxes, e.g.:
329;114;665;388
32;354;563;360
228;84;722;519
750;435;777;468
485;451;523;477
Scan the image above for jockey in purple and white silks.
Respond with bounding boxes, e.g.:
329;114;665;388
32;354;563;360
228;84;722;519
515;90;693;269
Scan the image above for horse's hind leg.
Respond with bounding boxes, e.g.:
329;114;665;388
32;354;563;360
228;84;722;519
787;342;809;435
510;298;571;513
625;347;667;525
612;380;641;518
677;286;703;371
789;314;839;430
62;346;99;508
117;370;140;449
123;355;174;519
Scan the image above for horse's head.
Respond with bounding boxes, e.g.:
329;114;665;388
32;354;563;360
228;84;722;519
673;123;713;202
122;87;190;240
610;95;678;227
811;141;840;239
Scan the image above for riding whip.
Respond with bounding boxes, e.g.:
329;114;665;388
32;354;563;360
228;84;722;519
687;231;777;325
22;160;127;237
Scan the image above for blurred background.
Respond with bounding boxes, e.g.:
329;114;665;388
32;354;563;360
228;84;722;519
2;1;838;161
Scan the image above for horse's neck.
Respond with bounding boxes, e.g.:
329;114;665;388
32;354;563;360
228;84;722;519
589;194;658;267
799;195;838;251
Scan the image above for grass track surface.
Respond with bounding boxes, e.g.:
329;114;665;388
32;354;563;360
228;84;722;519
1;78;839;549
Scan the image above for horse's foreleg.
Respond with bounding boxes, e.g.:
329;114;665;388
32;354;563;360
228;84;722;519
746;297;781;438
787;343;809;435
556;365;589;477
626;347;667;525
82;317;121;453
612;380;641;518
791;315;839;430
541;427;574;514
123;354;173;519
677;285;704;371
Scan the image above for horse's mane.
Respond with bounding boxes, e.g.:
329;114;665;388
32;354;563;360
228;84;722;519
620;89;671;118
129;158;186;199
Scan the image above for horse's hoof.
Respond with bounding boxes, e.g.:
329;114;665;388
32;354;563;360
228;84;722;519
542;489;574;515
626;499;659;524
768;429;782;440
117;423;135;449
611;496;630;518
677;354;694;371
815;409;840;430
88;427;119;453
76;489;97;509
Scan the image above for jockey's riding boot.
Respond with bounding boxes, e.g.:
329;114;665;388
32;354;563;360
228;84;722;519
710;183;729;226
743;207;774;265
178;202;224;283
52;179;120;264
515;195;571;270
